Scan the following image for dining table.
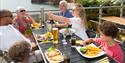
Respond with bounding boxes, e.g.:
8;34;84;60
31;22;118;63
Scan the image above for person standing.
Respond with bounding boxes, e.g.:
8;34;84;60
47;3;88;40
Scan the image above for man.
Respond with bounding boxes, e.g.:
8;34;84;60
55;0;73;28
0;9;29;51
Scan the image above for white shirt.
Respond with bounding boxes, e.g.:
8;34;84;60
69;17;88;40
0;25;30;51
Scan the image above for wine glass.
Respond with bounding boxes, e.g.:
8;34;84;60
62;32;68;45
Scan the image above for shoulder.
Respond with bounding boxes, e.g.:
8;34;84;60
69;17;80;21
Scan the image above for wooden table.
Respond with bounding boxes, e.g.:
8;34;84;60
101;16;125;25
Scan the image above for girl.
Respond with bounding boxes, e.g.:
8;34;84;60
81;21;124;63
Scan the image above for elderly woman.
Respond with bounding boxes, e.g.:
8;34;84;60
13;6;35;34
47;4;88;40
8;40;43;63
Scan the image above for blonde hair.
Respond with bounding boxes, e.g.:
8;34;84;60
74;4;87;28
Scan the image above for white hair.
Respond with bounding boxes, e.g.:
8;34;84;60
59;0;68;7
15;6;26;13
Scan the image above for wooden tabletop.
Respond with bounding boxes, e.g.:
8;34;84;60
101;16;125;25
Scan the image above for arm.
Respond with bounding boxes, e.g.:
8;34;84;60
25;14;36;23
47;12;70;24
55;22;69;27
81;38;97;45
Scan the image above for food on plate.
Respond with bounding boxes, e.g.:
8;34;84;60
31;23;41;28
80;47;87;54
50;55;63;62
80;45;101;56
46;47;64;63
44;32;53;39
36;32;53;42
65;28;72;33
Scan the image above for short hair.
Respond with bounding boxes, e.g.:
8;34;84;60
8;40;31;62
0;9;13;18
0;9;13;26
59;0;68;7
16;6;26;13
98;21;119;38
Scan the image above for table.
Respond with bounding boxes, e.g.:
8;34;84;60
101;16;125;25
32;23;118;63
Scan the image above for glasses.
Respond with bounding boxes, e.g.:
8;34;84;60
20;10;26;12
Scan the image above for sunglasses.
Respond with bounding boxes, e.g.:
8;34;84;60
20;10;26;12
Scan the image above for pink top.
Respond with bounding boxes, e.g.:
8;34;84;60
14;16;32;33
96;38;124;63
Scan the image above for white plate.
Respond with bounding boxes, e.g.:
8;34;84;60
45;49;64;63
76;43;105;58
59;28;75;34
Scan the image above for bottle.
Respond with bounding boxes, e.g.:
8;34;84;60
62;43;70;63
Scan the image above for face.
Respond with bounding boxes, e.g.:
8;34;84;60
72;7;79;17
0;16;13;26
59;3;67;12
99;31;109;41
19;9;26;15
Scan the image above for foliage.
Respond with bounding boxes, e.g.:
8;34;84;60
76;0;124;6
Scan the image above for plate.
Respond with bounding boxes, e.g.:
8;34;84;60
45;49;64;63
76;43;105;58
36;32;53;43
59;28;75;34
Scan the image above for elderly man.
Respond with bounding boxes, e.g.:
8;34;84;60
55;0;73;28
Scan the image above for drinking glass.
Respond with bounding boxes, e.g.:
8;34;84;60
52;27;59;44
62;32;68;45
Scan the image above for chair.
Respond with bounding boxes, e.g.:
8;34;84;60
118;43;125;63
86;29;97;38
0;50;11;63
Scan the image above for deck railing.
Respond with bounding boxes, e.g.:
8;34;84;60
12;5;125;23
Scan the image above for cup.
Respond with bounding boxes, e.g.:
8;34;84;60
70;37;76;46
52;27;59;44
63;55;70;63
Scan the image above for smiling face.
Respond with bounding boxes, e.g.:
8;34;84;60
59;2;67;13
72;6;79;17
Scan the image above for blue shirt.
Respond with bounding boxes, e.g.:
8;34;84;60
58;10;73;18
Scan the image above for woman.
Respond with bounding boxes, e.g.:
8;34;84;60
13;6;35;34
47;4;88;40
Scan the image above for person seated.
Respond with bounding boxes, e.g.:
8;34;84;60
0;9;13;26
13;6;35;34
47;3;88;40
8;40;43;63
13;6;36;42
54;0;73;28
81;21;124;63
0;9;37;51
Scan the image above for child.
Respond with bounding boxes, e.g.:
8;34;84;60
81;21;124;63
